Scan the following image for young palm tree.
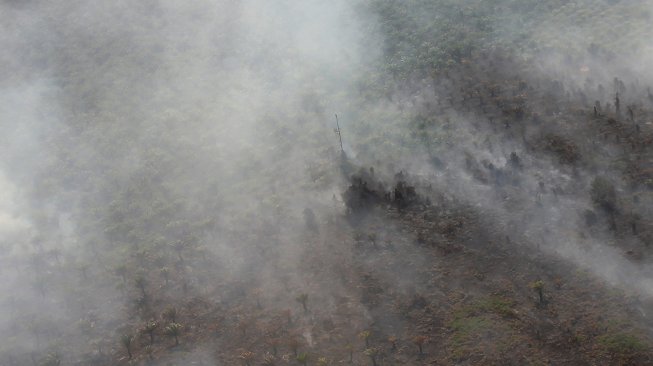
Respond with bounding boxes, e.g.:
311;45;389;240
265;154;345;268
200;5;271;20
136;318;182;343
296;352;308;366
237;319;249;336
41;352;61;366
162;306;177;323
134;276;147;298
287;337;301;357
32;277;47;299
388;336;398;351
530;280;545;305
358;331;371;347
282;309;292;325
135;249;149;266
296;293;309;313
239;350;255;366
253;287;263;308
77;263;89;280
47;248;62;265
173;240;186;263
412;335;427;355
143;320;159;345
144;345;154;360
165;323;182;346
368;233;377;249
345;343;354;362
114;264;127;283
160;267;170;286
266;337;281;356
121;334;134;359
364;347;380;366
262;353;276;366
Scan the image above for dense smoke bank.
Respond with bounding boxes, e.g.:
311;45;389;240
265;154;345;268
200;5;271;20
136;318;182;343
2;1;653;365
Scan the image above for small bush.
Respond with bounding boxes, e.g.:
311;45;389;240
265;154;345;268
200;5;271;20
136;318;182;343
543;134;580;164
590;177;617;213
454;296;516;319
296;293;309;313
598;333;646;355
529;280;545;305
164;323;182;346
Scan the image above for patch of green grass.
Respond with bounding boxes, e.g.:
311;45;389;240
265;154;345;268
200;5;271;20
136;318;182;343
453;296;516;319
497;333;523;353
574;268;592;282
603;317;633;333
597;333;646;355
450;345;471;361
449;296;518;359
451;316;492;345
449;315;493;361
478;297;516;317
573;333;588;345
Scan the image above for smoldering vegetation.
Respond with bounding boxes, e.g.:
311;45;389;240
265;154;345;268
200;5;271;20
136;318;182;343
3;0;653;365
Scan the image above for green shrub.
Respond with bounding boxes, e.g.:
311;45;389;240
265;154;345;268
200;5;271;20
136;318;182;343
598;333;646;355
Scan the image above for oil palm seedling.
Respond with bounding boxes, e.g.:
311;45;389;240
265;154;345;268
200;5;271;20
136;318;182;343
76;318;94;337
164;323;182;346
296;352;308;365
160;267;170;286
364;347;380;366
143;320;158;345
28;252;45;273
135;249;149;266
388;336;398;351
358;330;371;347
253;287;263;308
239;350;255;366
590;177;617;229
32;277;47;299
530;280;545;305
121;334;134;359
237;319;249;336
412;335;427;355
262;353;276;366
283;309;292;325
162;306;177;323
296;293;309;314
368;233;377;249
77;263;89;280
266;337;281;356
144;345;154;361
135;296;149;314
134;276;147;299
115;281;126;297
40;352;61;366
47;248;62;265
303;207;319;232
287;337;301;357
345;343;354;362
114;265;127;283
27;320;42;348
90;339;103;355
173;240;186;263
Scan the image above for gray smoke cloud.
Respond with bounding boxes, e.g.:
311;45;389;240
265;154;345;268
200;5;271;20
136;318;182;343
2;0;653;364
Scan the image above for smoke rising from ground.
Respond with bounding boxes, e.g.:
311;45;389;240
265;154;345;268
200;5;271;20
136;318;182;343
0;0;373;363
3;0;653;364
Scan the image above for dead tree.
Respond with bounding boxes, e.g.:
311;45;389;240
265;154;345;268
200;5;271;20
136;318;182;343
615;92;621;117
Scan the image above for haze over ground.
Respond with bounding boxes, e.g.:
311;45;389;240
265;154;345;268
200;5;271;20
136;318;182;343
2;1;653;365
